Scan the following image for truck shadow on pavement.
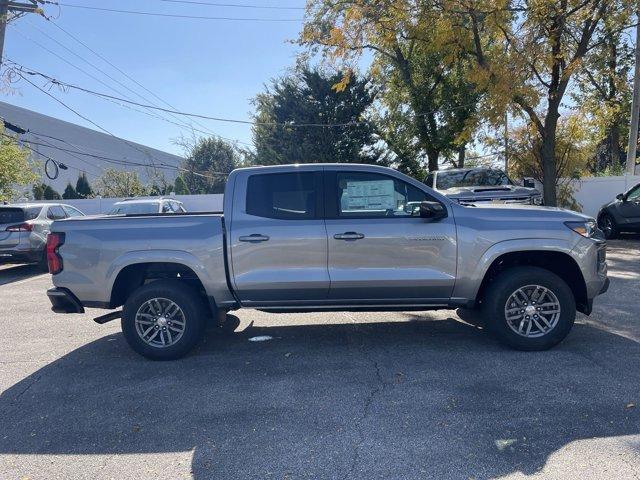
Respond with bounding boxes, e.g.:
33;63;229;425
1;318;639;479
0;264;44;286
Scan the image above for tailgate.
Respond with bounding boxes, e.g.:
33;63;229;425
0;226;21;248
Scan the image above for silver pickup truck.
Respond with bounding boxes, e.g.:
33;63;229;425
46;164;609;359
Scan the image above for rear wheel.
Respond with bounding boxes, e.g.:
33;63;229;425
122;280;207;360
482;267;576;351
599;213;618;239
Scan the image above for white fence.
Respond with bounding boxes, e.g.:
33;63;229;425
34;194;224;215
569;175;640;217
26;175;640;218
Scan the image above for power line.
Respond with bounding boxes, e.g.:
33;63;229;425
46;2;303;21
149;0;305;10
22;20;216;143
16;70;170;173
9;61;480;128
45;20;253;147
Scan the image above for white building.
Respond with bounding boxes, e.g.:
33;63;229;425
0;101;184;196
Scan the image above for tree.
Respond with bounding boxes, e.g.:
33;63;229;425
572;24;633;173
436;0;633;205
508;114;593;209
0;131;37;202
75;172;93;199
62;183;79;199
32;183;45;200
181;137;238;194
43;184;61;200
251;66;388;166
173;176;190;195
300;4;480;174
94;168;147;198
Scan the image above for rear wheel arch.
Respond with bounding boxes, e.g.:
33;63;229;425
109;262;216;315
475;250;588;314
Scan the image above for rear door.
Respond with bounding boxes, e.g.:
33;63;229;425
229;169;329;305
324;169;457;303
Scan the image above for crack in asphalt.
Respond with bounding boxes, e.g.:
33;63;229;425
343;359;385;480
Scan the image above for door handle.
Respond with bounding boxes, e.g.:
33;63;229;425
333;232;365;241
239;234;270;243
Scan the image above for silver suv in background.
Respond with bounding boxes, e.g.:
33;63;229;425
425;167;543;205
107;198;186;215
0;203;84;268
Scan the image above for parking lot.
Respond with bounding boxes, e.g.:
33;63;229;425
0;239;639;480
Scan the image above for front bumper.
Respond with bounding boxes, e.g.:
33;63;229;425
47;287;85;314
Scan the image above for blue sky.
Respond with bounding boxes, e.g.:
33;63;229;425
4;0;308;156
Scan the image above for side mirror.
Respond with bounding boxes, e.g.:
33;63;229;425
419;201;447;220
616;193;626;201
522;177;536;188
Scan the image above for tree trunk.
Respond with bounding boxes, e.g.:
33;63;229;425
540;134;557;206
610;125;621;167
427;149;439;172
457;145;466;168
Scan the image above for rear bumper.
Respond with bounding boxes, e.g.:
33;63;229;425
47;287;85;314
0;247;42;264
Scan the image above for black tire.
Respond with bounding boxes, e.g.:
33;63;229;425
599;213;619;240
481;267;576;351
122;279;207;360
37;249;49;272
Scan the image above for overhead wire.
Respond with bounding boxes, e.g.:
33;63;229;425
9;61;480;128
43;2;304;21
42;19;252;146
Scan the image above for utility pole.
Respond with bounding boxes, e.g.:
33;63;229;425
0;1;40;67
626;3;640;175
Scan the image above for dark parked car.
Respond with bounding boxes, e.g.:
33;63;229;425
597;183;640;239
0;203;84;269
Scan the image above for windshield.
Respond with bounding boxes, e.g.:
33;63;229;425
108;202;159;215
436;169;512;190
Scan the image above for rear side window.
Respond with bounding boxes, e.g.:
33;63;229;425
47;206;67;220
247;172;318;220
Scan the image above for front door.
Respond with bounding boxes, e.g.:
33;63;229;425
324;170;457;304
618;184;640;228
229;169;329;305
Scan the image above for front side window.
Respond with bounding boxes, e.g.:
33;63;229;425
626;184;640;201
336;172;429;218
63;206;84;217
247;172;318;220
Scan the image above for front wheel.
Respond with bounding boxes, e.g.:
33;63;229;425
482;267;576;351
599;213;619;239
122;280;207;360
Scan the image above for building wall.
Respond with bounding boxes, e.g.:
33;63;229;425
0;102;184;195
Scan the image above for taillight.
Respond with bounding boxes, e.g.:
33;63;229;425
6;222;33;232
46;232;65;275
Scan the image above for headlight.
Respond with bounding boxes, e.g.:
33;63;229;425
565;220;597;238
531;195;543;205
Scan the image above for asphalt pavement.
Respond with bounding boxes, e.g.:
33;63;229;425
1;238;639;479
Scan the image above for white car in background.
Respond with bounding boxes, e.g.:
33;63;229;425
107;198;187;215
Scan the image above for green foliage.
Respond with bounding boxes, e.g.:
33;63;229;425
173;175;190;195
62;183;80;200
251;66;388;166
32;183;44;200
42;184;61;200
94;168;147;198
0;131;38;202
75;173;93;199
181;137;238;194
